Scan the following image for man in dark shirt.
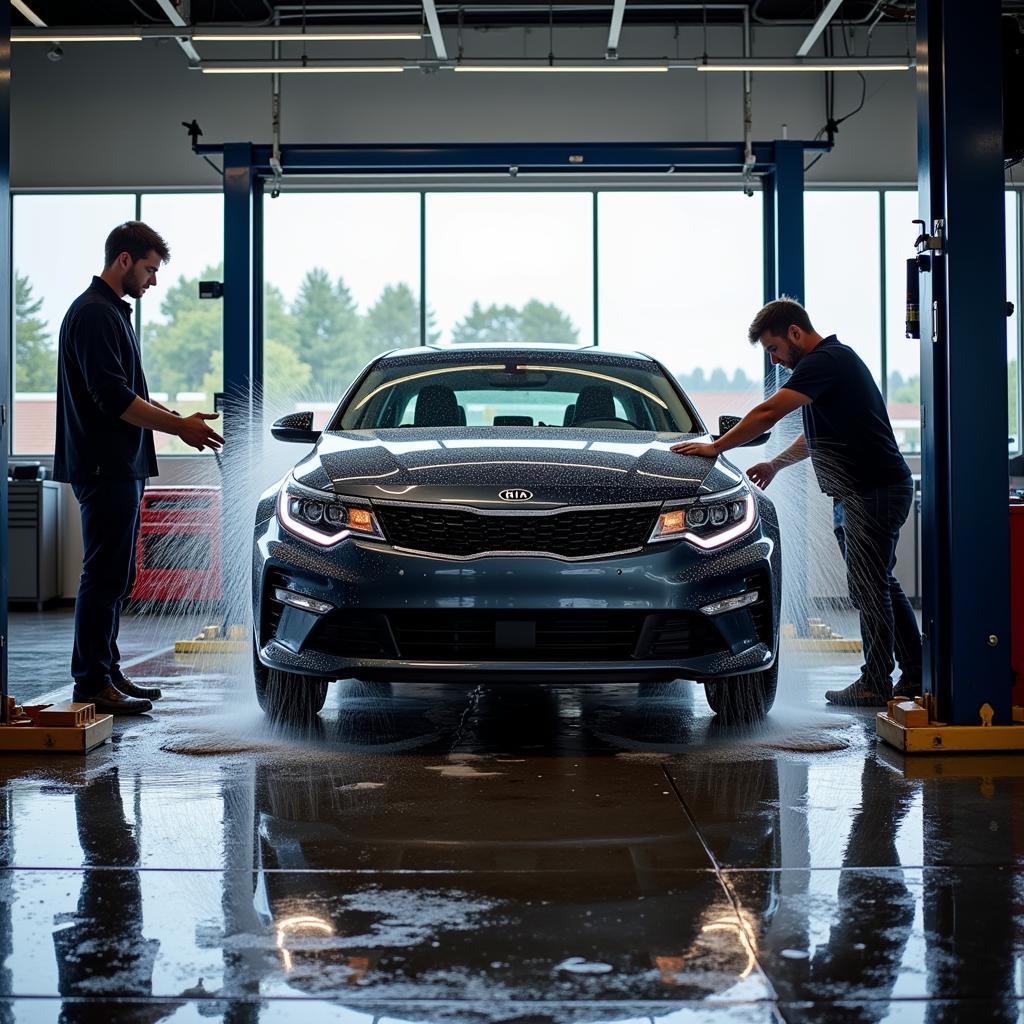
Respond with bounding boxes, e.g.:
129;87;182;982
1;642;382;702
53;222;225;714
673;298;921;706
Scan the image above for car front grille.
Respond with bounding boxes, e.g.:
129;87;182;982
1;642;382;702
374;503;660;559
297;608;727;663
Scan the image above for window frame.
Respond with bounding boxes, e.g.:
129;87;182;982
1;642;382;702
10;184;1024;461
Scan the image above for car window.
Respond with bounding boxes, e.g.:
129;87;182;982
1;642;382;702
336;356;698;433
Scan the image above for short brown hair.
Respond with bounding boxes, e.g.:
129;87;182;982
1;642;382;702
104;221;170;268
748;297;814;344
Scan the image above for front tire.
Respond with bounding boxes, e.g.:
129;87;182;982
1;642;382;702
253;638;329;721
704;660;778;721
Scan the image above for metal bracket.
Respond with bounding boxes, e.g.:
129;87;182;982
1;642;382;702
914;217;945;254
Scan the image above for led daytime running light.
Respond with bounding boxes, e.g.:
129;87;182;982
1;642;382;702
277;487;378;546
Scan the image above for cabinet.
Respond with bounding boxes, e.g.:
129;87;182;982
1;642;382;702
8;480;60;609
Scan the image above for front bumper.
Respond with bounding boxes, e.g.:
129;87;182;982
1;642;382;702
253;507;780;683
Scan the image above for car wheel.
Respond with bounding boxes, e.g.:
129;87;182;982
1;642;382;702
704;661;778;721
253;638;329;720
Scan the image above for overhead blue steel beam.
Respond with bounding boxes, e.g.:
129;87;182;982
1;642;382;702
917;0;1011;724
195;140;828;176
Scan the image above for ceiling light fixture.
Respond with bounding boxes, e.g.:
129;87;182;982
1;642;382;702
193;29;422;42
13;30;143;42
454;62;667;73
199;60;406;74
694;57;913;72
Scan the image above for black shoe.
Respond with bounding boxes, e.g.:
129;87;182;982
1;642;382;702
894;671;921;698
113;674;162;701
72;683;153;715
824;680;892;707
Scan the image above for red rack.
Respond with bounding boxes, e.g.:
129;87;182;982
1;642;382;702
131;486;222;602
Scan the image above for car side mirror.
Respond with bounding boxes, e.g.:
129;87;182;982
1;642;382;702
271;411;322;444
714;413;770;448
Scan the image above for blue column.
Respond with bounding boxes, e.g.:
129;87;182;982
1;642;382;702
917;0;1011;724
763;142;808;635
221;145;262;625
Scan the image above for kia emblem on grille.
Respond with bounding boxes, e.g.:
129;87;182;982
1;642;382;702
499;488;533;502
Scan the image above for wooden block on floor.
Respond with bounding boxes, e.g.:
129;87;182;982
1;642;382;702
0;714;113;754
893;699;929;728
33;702;96;727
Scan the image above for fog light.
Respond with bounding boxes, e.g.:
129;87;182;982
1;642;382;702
274;588;333;615
700;590;759;616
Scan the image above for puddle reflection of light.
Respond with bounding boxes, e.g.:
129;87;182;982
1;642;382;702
275;914;335;972
655;912;758;987
700;916;758;978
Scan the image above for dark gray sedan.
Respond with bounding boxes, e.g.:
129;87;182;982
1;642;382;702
252;345;781;720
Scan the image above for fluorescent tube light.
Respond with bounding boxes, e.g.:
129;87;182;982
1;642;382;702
193;29;422;42
696;57;913;72
13;30;143;42
200;61;406;74
455;63;667;73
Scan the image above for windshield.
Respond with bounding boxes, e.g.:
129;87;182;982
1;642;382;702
335;355;699;433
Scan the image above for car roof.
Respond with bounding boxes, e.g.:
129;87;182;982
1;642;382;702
378;343;657;362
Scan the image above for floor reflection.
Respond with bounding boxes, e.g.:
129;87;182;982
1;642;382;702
0;660;1023;1022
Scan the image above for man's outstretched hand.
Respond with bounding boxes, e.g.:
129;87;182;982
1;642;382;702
671;440;720;458
177;411;225;452
747;462;778;489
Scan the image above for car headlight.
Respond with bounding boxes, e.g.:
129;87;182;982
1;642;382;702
650;491;757;550
277;479;382;547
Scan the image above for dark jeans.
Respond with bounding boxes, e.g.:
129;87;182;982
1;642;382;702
70;479;145;696
833;480;922;692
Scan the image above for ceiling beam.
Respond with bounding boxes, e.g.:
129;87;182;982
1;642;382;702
152;0;202;64
422;0;448;60
606;0;627;57
11;1;45;28
796;0;844;57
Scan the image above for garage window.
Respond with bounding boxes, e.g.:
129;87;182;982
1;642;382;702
881;188;1021;454
596;191;765;432
261;192;422;428
12;193;136;456
425;192;593;349
138;193;224;456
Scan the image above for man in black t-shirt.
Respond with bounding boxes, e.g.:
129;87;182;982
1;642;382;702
673;298;921;706
54;222;225;715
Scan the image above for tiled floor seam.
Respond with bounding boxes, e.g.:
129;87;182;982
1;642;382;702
661;762;787;1019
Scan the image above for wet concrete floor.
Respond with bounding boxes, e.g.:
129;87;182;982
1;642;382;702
2;610;1023;1023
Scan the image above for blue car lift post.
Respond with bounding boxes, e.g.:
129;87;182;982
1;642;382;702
189;137;829;648
875;0;1024;753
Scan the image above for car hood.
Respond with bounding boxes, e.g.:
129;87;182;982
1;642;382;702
290;428;748;507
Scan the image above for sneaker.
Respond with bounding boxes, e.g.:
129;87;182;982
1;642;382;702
824;680;892;707
113;674;162;701
72;683;153;716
